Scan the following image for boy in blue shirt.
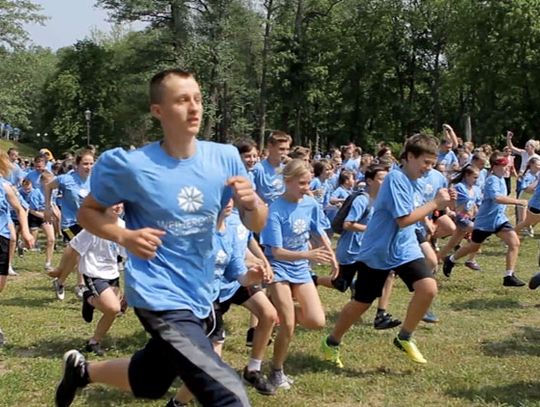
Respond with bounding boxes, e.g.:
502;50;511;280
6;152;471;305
320;134;452;365
252;131;291;205
443;152;528;287
55;69;267;407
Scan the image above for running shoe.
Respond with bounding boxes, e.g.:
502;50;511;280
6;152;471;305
320;336;344;369
503;274;526;287
55;350;88;407
393;336;427;364
44;262;54;272
81;291;94;323
74;285;86;299
529;272;540;290
464;260;481;271
243;367;276;395
53;278;65;301
84;341;104;356
442;256;455;277
166;398;188;407
422;310;440;323
268;369;294;390
373;313;401;330
8;266;17;276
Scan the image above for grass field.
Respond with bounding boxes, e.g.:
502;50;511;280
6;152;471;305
1;232;540;406
0;139;37;158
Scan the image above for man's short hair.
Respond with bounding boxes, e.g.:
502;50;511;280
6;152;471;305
267;130;292;146
150;69;194;104
403;133;438;158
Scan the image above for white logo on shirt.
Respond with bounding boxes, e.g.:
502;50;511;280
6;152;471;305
237;224;248;241
292;219;308;235
177;186;204;212
215;249;228;266
272;178;284;192
424;183;433;195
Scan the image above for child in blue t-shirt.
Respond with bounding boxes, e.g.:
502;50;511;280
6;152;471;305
317;165;401;340
515;156;540;237
438;165;482;269
261;159;338;389
320;134;452;366
55;69;266;407
444;152;528;287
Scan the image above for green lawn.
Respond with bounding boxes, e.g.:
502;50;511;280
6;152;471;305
1;233;540;406
0;139;37;158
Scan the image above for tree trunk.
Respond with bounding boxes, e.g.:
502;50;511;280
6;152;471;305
258;0;274;150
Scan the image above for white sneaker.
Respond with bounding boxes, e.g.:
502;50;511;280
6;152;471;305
44;262;54;272
268;369;294;390
74;285;86;299
8;266;17;276
53;278;65;301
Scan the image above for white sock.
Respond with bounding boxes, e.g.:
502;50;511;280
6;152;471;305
504;270;514;277
449;255;456;263
247;358;262;372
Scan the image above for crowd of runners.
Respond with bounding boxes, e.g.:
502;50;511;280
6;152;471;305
0;69;539;407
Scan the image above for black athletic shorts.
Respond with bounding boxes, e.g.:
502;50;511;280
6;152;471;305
61;224;82;242
332;262;360;292
0;236;10;276
83;275;119;297
28;213;44;229
415;229;427;244
471;221;514;244
352;258;434;304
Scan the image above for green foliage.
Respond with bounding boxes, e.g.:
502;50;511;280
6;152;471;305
7;0;540;151
0;0;46;48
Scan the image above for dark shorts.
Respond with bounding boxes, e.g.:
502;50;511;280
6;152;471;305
61;224;82;242
83;275;119;297
28;213;44;229
0;236;10;276
331;262;360;292
352;258;434;304
415;229;427;244
202;302;225;343
471;221;514;244
129;308;249;405
208;286;261;342
455;214;474;230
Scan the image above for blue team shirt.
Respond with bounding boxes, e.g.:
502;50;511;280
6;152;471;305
473;174;508;231
213;225;246;303
356;168;424;270
56;172;91;229
226;211;252;259
27;188;46;211
261;195;326;283
455;182;482;212
309;177;332;208
25;169;42;189
0;182;11;239
90;140;247;318
521;170;538;192
335;193;373;265
437;150;458;172
6;163;24;186
252;159;284;205
415;169;447;236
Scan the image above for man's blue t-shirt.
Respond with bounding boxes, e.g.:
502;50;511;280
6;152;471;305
356;168;424;270
25;169;42;189
27;188;46;211
252;159;284;205
90;140;247;318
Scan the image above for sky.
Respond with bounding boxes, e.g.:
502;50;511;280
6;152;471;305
24;0;143;50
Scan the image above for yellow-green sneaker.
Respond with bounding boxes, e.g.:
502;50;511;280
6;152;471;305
393;336;427;364
321;336;344;369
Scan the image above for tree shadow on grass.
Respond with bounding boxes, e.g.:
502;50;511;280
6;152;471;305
447;381;540;406
6;336;85;358
284;351;413;379
1;296;57;308
481;326;540;357
449;297;523;311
